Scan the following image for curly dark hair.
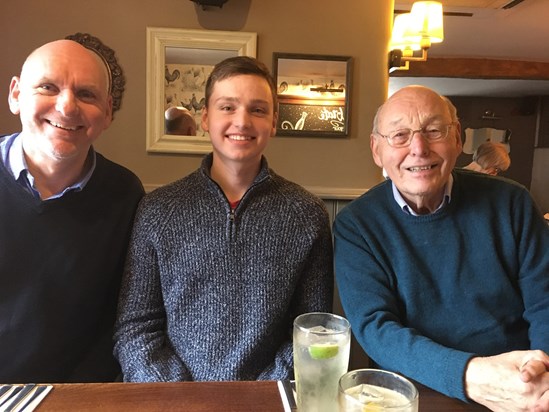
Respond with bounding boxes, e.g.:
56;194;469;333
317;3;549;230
65;32;125;117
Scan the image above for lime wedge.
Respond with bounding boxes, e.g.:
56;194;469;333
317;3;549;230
308;343;339;359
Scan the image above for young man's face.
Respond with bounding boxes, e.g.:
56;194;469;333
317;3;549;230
9;40;112;163
201;74;277;168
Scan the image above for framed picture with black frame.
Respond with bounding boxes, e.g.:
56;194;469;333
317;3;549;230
272;52;352;137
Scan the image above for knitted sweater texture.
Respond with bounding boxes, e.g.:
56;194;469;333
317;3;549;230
0;149;144;383
114;154;334;382
334;169;549;401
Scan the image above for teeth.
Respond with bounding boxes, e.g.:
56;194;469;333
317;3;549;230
409;165;433;172
228;135;252;141
49;121;78;131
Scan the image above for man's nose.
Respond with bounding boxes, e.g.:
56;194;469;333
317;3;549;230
409;129;430;155
233;108;252;128
55;90;79;116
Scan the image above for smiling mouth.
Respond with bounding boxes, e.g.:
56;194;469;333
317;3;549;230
407;165;435;172
48;120;81;131
227;134;254;141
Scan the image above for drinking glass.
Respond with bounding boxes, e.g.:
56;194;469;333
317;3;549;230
293;312;351;412
339;368;419;411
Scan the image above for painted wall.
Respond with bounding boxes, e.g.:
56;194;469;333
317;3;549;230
0;0;392;194
0;0;395;371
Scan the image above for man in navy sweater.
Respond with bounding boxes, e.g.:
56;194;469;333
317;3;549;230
334;85;549;411
0;36;143;382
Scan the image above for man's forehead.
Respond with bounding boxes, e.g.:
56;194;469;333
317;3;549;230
381;91;449;123
21;40;109;91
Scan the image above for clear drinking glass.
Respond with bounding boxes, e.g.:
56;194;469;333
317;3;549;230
293;312;351;412
339;369;419;411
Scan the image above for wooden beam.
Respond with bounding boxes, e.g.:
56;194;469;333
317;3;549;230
389;58;549;80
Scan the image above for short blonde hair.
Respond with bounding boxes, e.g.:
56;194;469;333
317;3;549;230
473;142;511;173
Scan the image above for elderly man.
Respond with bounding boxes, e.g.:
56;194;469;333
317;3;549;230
334;86;549;411
0;37;144;382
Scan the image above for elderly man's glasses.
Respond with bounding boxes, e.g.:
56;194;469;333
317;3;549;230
377;123;455;148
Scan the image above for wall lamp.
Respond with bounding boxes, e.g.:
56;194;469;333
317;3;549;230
388;1;444;73
190;0;228;9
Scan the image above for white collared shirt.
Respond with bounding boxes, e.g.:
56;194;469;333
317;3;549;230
390;174;453;216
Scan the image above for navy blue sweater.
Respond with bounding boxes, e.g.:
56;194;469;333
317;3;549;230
0;152;144;383
334;169;549;401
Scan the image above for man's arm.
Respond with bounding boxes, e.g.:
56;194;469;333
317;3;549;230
258;211;334;380
113;209;191;382
465;191;549;411
333;211;473;401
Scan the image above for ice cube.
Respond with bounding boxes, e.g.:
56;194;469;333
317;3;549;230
308;326;329;333
358;384;385;404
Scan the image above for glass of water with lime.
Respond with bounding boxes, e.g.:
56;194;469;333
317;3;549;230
293;312;351;412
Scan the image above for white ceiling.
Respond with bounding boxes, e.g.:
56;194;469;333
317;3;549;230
391;0;549;96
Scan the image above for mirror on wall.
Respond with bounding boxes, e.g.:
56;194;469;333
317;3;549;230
145;27;257;155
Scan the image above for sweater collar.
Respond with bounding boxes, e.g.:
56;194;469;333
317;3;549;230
200;153;271;185
391;174;453;216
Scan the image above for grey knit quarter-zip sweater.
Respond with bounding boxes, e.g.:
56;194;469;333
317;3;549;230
114;154;334;382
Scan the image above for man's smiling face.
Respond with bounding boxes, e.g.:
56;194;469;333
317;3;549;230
371;86;462;213
9;39;112;163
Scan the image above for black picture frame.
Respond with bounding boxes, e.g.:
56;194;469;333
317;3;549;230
272;52;352;137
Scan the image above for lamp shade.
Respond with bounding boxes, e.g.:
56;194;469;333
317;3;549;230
390;13;422;54
410;1;444;44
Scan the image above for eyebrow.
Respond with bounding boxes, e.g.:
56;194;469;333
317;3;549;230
386;114;448;128
214;96;271;106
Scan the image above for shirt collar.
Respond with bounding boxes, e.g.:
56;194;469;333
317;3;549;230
2;133;96;200
391;174;453;216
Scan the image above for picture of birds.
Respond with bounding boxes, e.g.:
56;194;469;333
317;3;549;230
164;63;213;137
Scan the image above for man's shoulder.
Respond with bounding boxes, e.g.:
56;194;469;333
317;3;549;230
268;172;328;211
453;168;527;197
142;168;203;204
94;153;144;196
344;180;390;209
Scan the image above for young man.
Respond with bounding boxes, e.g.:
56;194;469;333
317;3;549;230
0;37;144;382
334;86;549;411
114;56;333;382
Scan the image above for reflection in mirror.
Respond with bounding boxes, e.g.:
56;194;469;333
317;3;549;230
165;47;235;138
165;107;197;136
146;27;257;154
272;53;352;137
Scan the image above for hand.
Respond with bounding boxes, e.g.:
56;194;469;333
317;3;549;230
520;353;549;412
465;350;549;412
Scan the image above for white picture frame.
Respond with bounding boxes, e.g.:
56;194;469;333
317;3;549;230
146;27;257;154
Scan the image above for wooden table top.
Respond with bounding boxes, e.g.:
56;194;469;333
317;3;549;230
34;380;489;411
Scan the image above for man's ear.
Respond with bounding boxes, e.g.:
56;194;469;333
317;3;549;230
370;133;384;168
271;111;278;136
454;121;463;153
201;106;209;133
8;76;21;115
103;95;113;130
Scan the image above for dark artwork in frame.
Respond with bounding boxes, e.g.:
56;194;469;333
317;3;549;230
273;52;353;137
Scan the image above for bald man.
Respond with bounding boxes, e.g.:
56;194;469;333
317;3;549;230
165;106;197;136
0;38;144;382
335;86;549;411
